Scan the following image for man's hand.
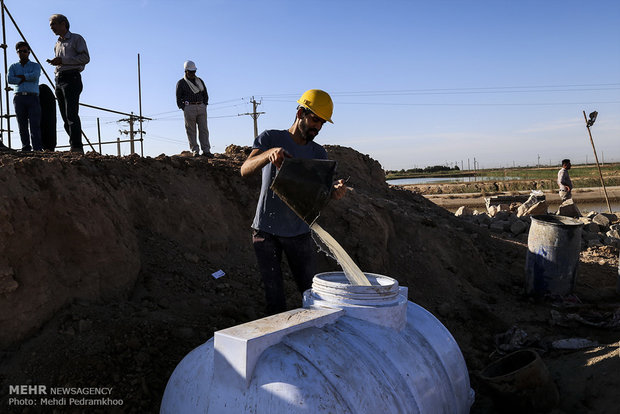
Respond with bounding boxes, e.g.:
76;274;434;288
241;147;291;177
331;179;348;200
47;57;62;66
16;75;25;84
268;147;291;169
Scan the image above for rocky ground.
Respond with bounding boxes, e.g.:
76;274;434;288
0;146;618;413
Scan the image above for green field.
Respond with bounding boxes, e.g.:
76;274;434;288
386;163;620;181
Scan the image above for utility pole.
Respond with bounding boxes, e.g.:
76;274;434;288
118;112;146;154
239;96;265;138
537;154;540;168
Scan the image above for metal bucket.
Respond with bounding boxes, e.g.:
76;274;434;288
480;349;559;413
270;158;336;224
525;214;583;296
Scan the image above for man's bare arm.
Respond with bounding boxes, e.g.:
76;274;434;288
240;148;290;176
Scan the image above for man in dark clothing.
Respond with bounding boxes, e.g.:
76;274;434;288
241;89;347;314
176;60;212;158
8;42;42;152
47;13;90;153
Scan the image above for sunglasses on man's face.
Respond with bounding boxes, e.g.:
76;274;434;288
17;49;29;53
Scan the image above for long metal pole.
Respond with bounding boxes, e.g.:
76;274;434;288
138;53;143;156
1;0;12;147
583;110;612;214
97;117;102;153
129;112;135;154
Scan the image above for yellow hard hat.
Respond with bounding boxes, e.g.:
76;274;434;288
297;89;334;123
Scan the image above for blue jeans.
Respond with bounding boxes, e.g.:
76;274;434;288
55;71;83;150
252;229;316;314
13;95;42;151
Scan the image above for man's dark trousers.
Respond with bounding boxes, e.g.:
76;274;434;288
55;70;83;150
252;230;316;315
14;94;42;151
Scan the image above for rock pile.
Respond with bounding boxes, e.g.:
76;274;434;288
454;196;620;250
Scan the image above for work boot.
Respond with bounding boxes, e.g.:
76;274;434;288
202;151;214;158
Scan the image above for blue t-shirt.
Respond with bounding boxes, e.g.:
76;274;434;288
251;129;328;237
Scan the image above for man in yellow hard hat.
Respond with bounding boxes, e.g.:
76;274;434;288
241;89;347;314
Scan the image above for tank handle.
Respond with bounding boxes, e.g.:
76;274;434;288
214;307;344;389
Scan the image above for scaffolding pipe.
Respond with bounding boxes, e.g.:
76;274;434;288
138;53;144;156
0;0;151;153
97;117;102;153
1;0;12;146
583;110;612;214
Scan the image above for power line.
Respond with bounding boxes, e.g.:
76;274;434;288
256;83;620;98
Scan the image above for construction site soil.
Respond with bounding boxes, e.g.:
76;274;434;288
1;146;618;413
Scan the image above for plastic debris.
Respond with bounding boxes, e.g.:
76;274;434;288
211;269;225;279
550;308;620;329
494;326;541;354
551;338;599;350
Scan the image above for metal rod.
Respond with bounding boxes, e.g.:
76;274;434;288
583;110;612;214
80;102;151;119
56;137;138;148
3;2;150;121
97;117;102;153
129;112;135;154
0;60;4;142
1;0;12;146
138;53;143;156
2;3;54;86
1;2;150;155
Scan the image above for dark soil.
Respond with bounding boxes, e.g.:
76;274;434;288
0;146;618;413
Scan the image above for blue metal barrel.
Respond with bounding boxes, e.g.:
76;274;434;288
525;215;583;296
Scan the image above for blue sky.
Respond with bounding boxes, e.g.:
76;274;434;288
2;0;619;170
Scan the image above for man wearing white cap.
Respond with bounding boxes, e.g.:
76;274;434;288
176;60;212;157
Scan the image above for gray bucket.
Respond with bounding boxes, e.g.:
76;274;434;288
525;214;583;296
270;158;336;224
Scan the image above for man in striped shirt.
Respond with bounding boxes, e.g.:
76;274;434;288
176;61;212;158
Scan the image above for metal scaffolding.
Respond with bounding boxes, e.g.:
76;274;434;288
0;0;150;155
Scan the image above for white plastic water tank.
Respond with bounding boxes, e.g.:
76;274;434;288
161;272;474;413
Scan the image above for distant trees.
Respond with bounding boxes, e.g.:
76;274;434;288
387;165;460;175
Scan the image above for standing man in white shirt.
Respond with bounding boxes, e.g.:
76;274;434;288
557;159;573;201
176;60;212;158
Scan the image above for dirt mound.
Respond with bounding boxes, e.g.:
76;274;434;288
1;147;618;413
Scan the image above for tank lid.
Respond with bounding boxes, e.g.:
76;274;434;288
304;272;409;330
